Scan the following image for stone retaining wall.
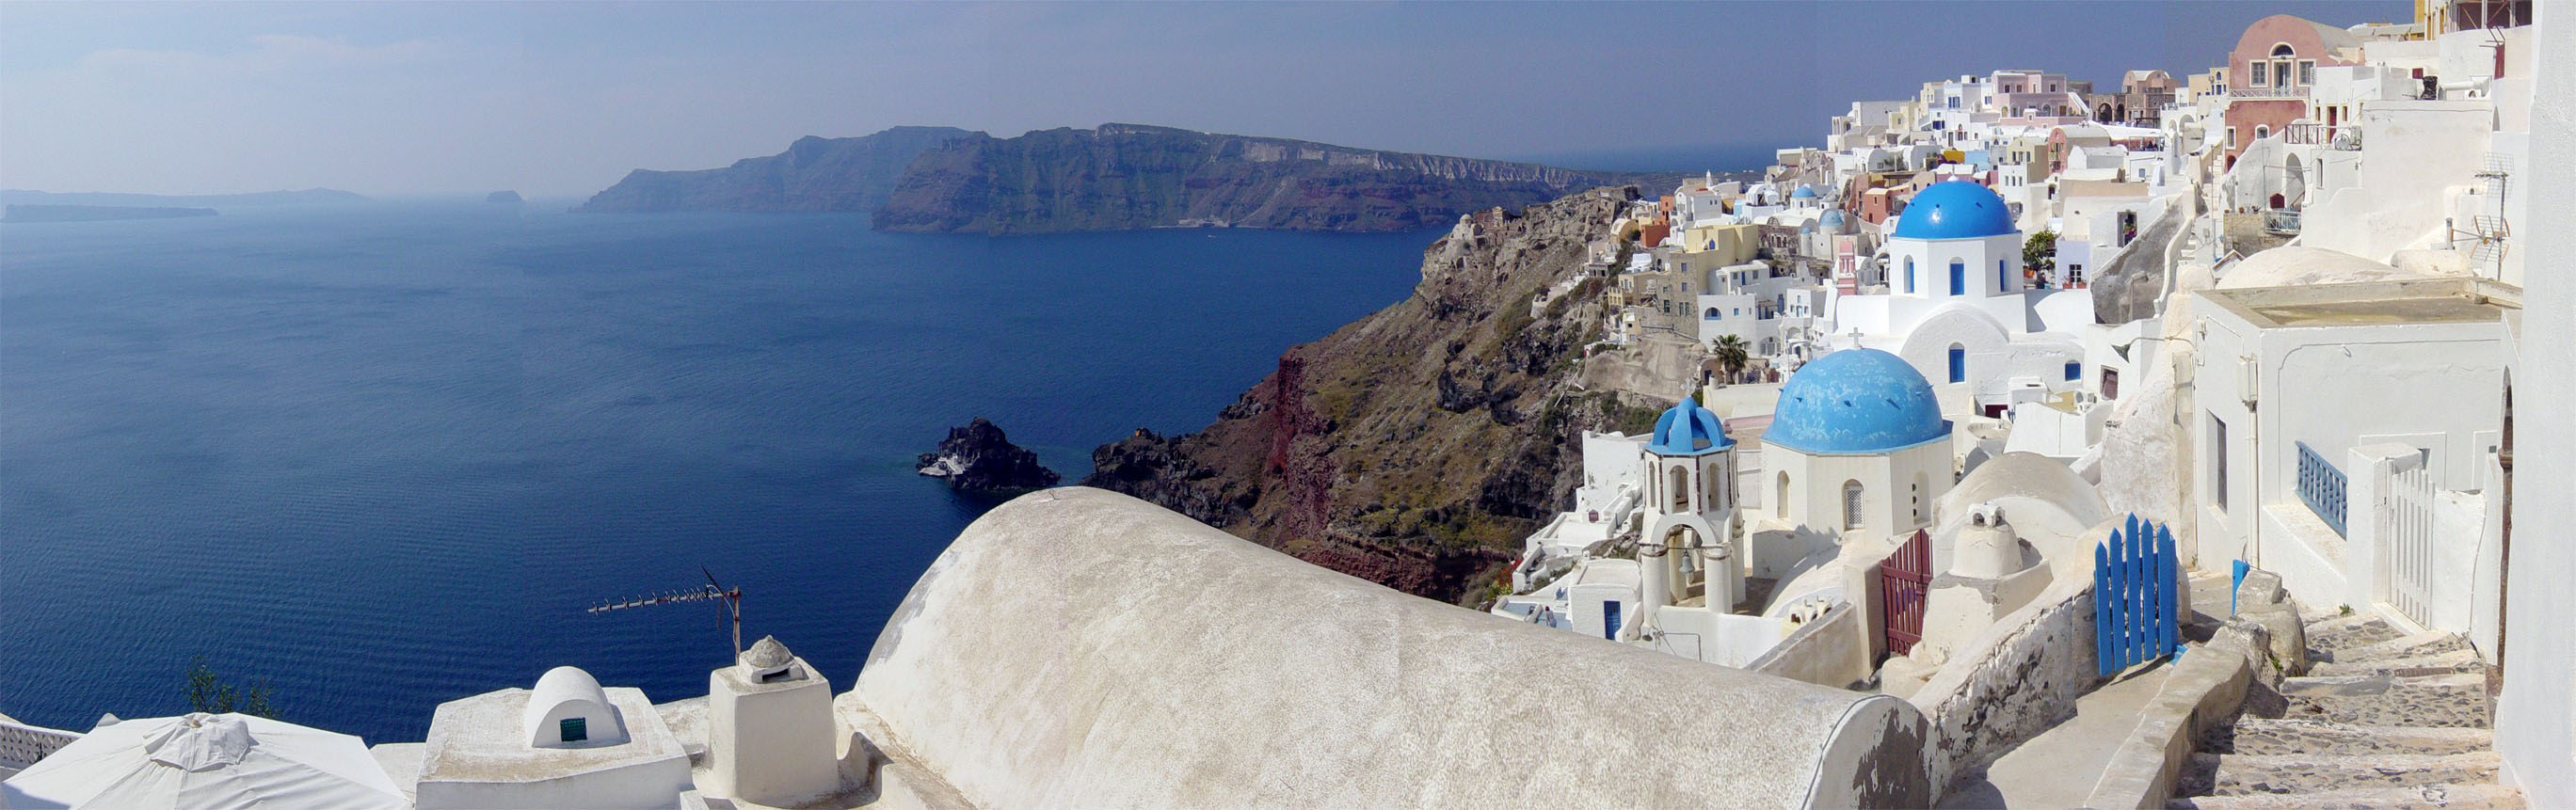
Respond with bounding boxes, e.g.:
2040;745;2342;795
1908;578;2103;797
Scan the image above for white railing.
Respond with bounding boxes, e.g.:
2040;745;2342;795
2381;461;2437;628
0;719;82;770
2228;86;2309;100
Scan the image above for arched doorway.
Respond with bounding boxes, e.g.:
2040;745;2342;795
2284;153;2307;207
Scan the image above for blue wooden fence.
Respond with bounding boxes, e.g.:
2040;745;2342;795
2296;440;2348;536
2095;514;2182;675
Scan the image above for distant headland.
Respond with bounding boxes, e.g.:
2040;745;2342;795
0;188;370;207
577;124;1683;234
3;204;217;223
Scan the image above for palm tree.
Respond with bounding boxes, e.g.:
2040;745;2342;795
1712;335;1751;385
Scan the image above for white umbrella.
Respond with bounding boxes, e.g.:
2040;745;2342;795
1;712;405;810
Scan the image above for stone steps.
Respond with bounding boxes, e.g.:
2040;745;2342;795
2276;672;2490;729
2178;751;2501;798
2312;631;2473;667
2312;648;2487;678
2209;718;2494;757
2303;617;2409;659
2166;781;2525;809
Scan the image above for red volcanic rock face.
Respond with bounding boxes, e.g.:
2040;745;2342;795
1080;188;1667;603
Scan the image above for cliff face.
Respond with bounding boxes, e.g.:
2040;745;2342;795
872;124;1661;234
575;126;977;213
1081;189;1666;602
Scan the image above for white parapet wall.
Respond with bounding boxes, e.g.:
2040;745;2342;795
851;487;1933;808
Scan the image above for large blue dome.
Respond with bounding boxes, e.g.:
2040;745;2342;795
1646;397;1733;456
1768;349;1950;454
1892;181;2016;240
1790;183;1817;199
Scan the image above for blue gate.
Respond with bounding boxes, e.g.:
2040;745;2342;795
2095;514;2182;675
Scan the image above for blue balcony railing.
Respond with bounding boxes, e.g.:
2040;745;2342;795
2296;441;2347;536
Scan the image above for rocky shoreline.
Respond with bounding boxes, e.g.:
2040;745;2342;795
917;418;1061;492
1079;187;1667;603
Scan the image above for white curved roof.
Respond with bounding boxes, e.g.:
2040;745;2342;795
1937;452;2108;525
2219;246;2423;290
855;487;1933;807
524;666;611;732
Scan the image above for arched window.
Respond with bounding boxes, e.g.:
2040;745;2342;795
1704;307;1720;319
1999;259;2011;291
1776;471;1791;518
2270;44;2295;56
1842;480;1865;531
2254;124;2270;141
1706;461;1725;509
1948;260;1965;295
1669;466;1691;513
1905;257;1915;293
1948;343;1967;383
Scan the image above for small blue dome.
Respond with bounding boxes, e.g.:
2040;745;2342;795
1768;349;1950;454
1892;181;2016;240
1821;209;1848;228
1790;184;1817;199
1646;397;1733;456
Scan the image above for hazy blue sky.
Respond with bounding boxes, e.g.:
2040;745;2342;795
1;1;2405;198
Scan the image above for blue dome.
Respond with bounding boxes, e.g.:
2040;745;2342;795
1891;181;2016;240
1790;184;1817;199
1820;209;1848;228
1768;349;1950;454
1646;397;1733;456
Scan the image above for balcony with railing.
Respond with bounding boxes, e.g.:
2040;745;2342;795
1;718;83;771
2296;440;2348;536
2229;86;2309;100
2264;209;2301;235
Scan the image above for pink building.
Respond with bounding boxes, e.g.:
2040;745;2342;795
2222;14;2361;166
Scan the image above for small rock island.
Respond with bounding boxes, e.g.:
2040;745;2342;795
917;418;1060;492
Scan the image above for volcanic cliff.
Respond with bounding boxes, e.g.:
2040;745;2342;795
1082;188;1668;603
873;124;1662;234
576;126;978;213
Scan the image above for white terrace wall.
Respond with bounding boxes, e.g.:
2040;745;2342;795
1748;602;1874;690
1906;568;2104;798
2497;6;2575;804
854;487;1933;808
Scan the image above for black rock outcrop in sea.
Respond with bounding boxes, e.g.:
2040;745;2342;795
917;418;1061;492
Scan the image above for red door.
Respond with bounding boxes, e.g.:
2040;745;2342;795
1882;530;1933;656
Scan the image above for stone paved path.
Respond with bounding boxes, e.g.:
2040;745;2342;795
1936;665;2175;809
2168;615;2523;809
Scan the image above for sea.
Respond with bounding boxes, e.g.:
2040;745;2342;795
0;200;1438;743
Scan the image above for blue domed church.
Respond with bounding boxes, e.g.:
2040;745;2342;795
1823;181;2092;418
1746;349;1957;577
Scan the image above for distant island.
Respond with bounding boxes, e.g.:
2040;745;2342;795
578;123;1673;234
0;188;368;207
578;126;974;214
486;190;522;203
3;204;217;223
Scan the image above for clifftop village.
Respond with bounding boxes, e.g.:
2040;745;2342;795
5;3;2572;809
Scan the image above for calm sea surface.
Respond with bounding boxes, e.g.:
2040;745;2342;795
0;201;1435;742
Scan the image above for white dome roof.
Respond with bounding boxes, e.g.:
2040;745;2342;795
524;665;624;747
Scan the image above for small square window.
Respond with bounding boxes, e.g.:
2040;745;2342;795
560;717;587;742
2065;361;2081;381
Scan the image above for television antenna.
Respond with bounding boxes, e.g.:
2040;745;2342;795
587;567;744;659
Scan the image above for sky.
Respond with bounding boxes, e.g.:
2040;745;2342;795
0;1;2408;199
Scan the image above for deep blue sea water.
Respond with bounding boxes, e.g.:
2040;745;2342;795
0;201;1435;743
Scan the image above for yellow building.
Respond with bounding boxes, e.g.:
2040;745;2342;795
1676;222;1759;267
